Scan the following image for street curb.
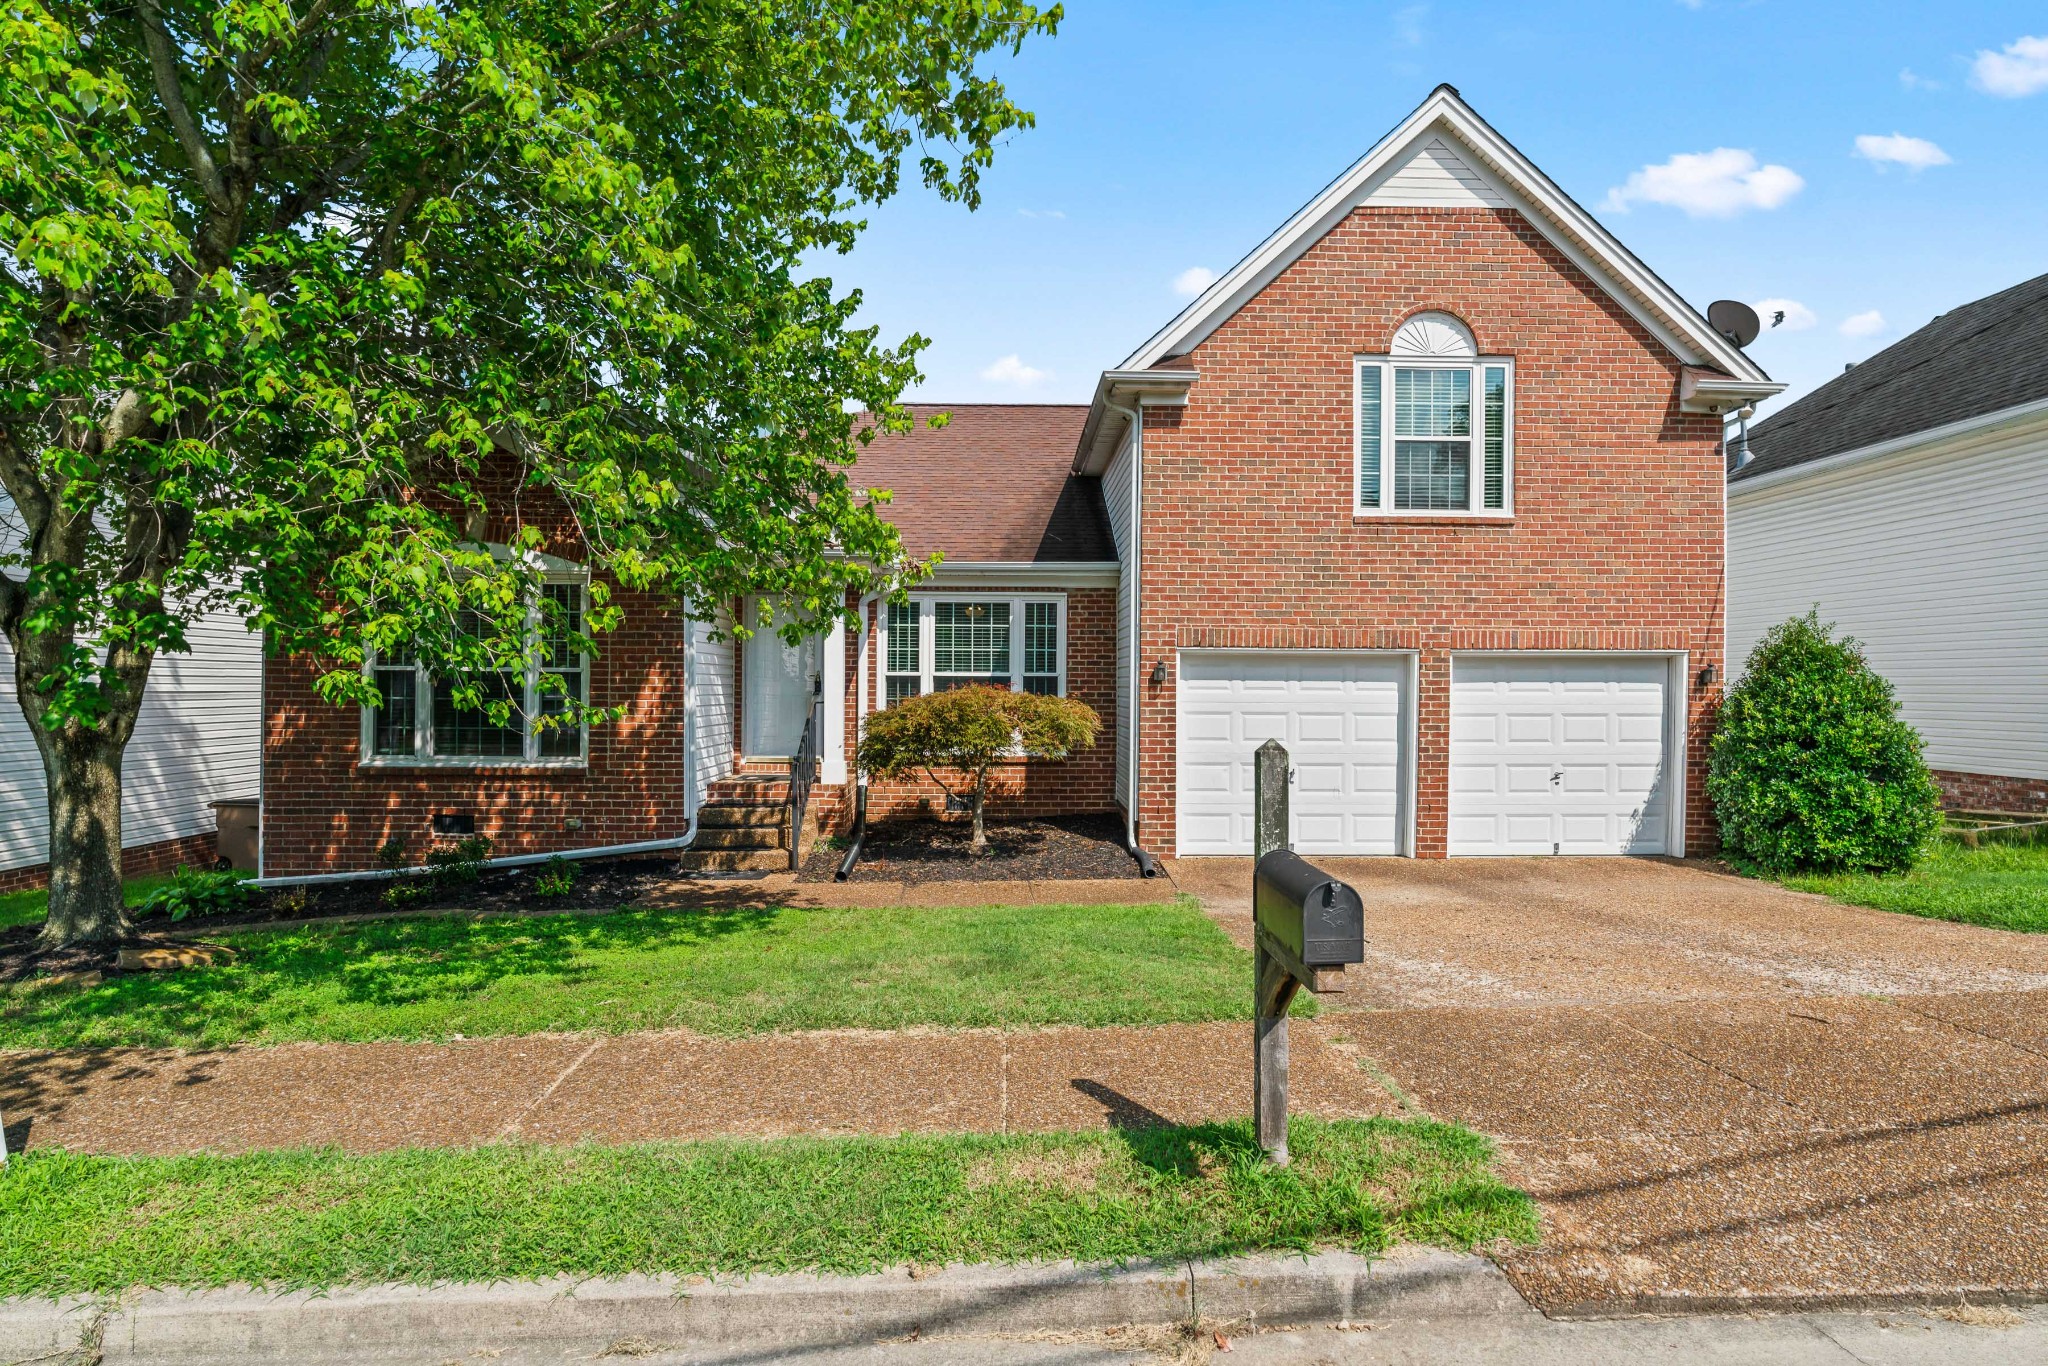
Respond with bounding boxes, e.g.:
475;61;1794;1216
4;1248;1516;1364
0;1295;98;1365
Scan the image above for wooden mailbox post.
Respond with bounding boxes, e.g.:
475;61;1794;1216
1251;738;1366;1165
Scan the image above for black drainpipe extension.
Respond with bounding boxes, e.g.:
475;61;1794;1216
834;784;868;881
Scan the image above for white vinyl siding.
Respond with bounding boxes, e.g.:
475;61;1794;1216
1728;414;2048;783
1102;433;1136;814
1363;136;1508;208
0;603;263;874
688;609;736;813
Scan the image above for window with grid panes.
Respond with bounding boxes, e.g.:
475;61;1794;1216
880;596;1065;706
365;578;589;763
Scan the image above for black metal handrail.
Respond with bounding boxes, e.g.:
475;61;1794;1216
787;687;824;871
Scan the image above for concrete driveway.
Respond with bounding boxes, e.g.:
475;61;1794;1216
1167;856;2048;1315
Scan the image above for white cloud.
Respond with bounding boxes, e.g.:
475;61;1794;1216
1854;132;1952;170
1839;310;1886;338
1172;266;1218;297
1601;148;1804;218
1971;34;2048;97
1016;208;1066;220
1752;298;1817;333
1899;67;1943;92
1393;3;1428;46
980;354;1050;387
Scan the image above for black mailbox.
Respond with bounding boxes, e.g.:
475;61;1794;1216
1254;849;1365;968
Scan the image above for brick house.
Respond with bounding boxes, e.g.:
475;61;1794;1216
259;86;1782;876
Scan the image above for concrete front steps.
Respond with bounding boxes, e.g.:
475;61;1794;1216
677;775;841;872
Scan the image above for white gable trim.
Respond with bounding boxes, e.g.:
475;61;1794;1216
1120;85;1775;387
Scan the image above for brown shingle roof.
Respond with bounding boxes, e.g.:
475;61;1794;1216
851;404;1113;563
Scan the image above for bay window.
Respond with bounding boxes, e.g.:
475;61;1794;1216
881;595;1066;705
1357;312;1512;516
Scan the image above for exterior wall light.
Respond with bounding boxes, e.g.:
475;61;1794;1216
1697;663;1720;688
1150;659;1169;686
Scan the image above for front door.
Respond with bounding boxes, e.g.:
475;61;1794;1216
742;599;820;759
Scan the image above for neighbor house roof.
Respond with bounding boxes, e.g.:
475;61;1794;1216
852;404;1112;563
1735;271;2048;484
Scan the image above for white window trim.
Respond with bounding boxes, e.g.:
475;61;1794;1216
1354;354;1515;518
878;591;1069;705
360;570;592;768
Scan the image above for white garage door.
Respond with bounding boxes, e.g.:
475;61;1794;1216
1450;656;1674;856
1176;651;1408;856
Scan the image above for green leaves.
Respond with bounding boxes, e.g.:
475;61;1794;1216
2;0;1056;742
1709;611;1944;875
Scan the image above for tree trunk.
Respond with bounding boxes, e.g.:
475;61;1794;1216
970;770;988;853
35;732;132;948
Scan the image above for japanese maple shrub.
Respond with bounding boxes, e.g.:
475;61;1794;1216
857;685;1100;852
1709;612;1942;875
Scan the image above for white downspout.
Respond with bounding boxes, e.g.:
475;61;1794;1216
1106;398;1143;851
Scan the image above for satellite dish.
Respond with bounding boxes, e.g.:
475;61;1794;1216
1707;300;1762;349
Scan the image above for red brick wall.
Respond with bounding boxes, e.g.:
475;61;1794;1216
1136;206;1727;858
261;479;693;877
0;830;219;894
848;586;1119;824
1934;769;2048;815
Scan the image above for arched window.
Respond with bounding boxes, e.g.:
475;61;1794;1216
1357;313;1512;516
363;550;591;765
1389;311;1477;359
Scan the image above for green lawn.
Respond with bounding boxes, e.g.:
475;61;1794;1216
1782;839;2048;934
0;1117;1535;1297
0;874;175;932
0;898;1287;1050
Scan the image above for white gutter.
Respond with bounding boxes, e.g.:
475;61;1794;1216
1728;393;2048;498
1107;398;1143;850
255;609;708;888
923;560;1120;588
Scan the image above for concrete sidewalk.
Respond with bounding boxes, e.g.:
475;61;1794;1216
0;1018;1394;1156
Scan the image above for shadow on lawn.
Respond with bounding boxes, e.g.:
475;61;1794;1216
0;905;787;1045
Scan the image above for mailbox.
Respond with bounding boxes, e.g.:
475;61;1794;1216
1254;849;1365;968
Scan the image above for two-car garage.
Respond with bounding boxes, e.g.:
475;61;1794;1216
1174;651;1681;857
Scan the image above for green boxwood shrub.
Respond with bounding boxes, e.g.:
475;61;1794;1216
1708;611;1942;875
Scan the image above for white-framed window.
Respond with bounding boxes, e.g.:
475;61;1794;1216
1356;312;1512;517
880;594;1066;706
363;574;590;765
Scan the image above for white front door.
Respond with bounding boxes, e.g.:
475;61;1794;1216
1176;651;1410;856
743;599;819;759
1448;655;1674;856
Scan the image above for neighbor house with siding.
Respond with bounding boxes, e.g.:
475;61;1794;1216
257;85;1786;875
0;496;264;891
1728;271;2048;814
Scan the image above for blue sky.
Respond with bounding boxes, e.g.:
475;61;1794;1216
828;2;2048;413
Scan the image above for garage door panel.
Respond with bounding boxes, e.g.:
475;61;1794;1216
1177;652;1408;856
1449;655;1672;857
1297;712;1345;744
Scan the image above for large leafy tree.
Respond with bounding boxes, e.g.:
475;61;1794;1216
1;0;1058;946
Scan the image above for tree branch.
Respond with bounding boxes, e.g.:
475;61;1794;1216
0;427;53;549
137;0;230;211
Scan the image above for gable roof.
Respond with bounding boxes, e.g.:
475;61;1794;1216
1119;85;1777;386
853;405;1112;563
1734;271;2048;484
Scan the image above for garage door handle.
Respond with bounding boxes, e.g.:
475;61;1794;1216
1550;770;1562;786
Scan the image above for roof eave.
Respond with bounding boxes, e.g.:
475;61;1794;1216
1679;368;1787;416
1119;85;1775;387
1072;369;1199;475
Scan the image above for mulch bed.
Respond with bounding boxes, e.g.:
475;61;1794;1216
801;813;1139;884
0;856;687;983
